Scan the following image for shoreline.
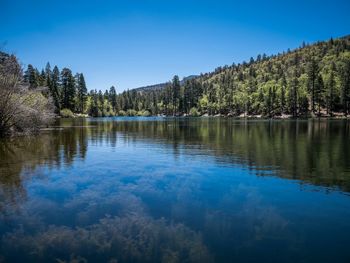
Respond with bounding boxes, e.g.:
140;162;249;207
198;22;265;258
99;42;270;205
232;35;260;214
56;113;350;120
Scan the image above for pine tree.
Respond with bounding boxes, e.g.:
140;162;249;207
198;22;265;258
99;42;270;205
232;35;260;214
24;64;38;89
45;62;51;86
281;75;287;114
289;71;299;118
152;91;158;115
172;75;180;116
61;68;76;111
51;66;61;112
341;58;350;115
89;90;99;117
315;74;324;115
183;80;192;114
307;58;319;112
39;69;46;86
109;86;117;112
327;63;336;115
76;73;87;113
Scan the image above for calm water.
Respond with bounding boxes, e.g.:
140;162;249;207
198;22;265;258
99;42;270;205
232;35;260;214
0;118;350;263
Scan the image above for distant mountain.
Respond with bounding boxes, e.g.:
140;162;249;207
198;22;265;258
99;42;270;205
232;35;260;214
133;75;199;92
133;82;170;92
181;75;198;84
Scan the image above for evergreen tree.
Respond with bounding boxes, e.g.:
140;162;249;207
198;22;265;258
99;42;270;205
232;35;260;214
151;91;158;115
61;68;76;111
39;69;46;86
24;64;38;89
172;75;180;115
280;75;287;114
51;66;61;112
341;58;350;115
327;63;336;115
109;86;117;111
289;71;299;117
315;74;325;115
76;73;87;113
89;90;99;117
45;63;51;87
307;58;319;112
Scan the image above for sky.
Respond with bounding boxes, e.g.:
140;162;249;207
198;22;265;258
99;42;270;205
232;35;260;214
1;0;349;92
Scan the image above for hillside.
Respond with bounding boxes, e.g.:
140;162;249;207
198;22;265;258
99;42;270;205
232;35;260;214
112;35;350;117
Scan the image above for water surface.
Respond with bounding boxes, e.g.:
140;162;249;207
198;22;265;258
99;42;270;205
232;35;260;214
0;118;350;263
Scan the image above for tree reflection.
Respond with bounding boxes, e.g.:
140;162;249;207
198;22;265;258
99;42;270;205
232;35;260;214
107;118;350;192
0;118;349;212
0;126;88;212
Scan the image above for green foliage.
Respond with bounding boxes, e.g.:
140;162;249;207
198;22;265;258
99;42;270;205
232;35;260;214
60;68;76;111
23;64;39;89
118;110;126;116
60;108;74;118
76;73;87;113
172;75;181;115
140;110;151;117
189;107;200;116
126;109;137;116
50;66;61;113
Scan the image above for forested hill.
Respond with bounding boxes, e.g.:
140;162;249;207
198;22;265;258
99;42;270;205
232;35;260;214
18;35;350;117
111;35;350;117
191;35;350;117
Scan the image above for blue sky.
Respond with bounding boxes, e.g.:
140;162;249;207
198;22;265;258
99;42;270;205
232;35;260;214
1;0;349;92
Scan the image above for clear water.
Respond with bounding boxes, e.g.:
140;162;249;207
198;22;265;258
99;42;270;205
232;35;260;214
0;118;350;263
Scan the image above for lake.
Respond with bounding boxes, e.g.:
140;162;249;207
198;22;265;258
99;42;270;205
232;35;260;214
0;117;350;263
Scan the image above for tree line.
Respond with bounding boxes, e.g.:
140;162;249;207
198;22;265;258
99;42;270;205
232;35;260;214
23;63;88;116
21;35;350;118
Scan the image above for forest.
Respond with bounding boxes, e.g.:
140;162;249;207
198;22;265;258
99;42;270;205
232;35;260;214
112;35;350;117
2;35;350;123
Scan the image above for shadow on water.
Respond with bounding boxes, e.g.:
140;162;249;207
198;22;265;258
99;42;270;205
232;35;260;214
0;118;349;262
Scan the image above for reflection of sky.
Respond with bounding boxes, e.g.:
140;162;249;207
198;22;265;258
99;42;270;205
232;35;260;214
1;124;350;262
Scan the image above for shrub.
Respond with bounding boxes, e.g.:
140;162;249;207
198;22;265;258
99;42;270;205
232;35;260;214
142;110;151;117
0;52;54;136
60;108;74;118
189;107;200;117
107;110;115;117
102;110;115;117
126;109;137;116
136;110;151;117
118;110;126;116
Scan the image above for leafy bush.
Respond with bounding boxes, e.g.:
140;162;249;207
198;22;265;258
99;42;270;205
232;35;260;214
126;109;137;116
0;52;54;136
60;108;74;118
107;110;115;117
118;110;126;116
142;110;151;117
189;107;200;117
137;110;151;117
102;110;115;117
